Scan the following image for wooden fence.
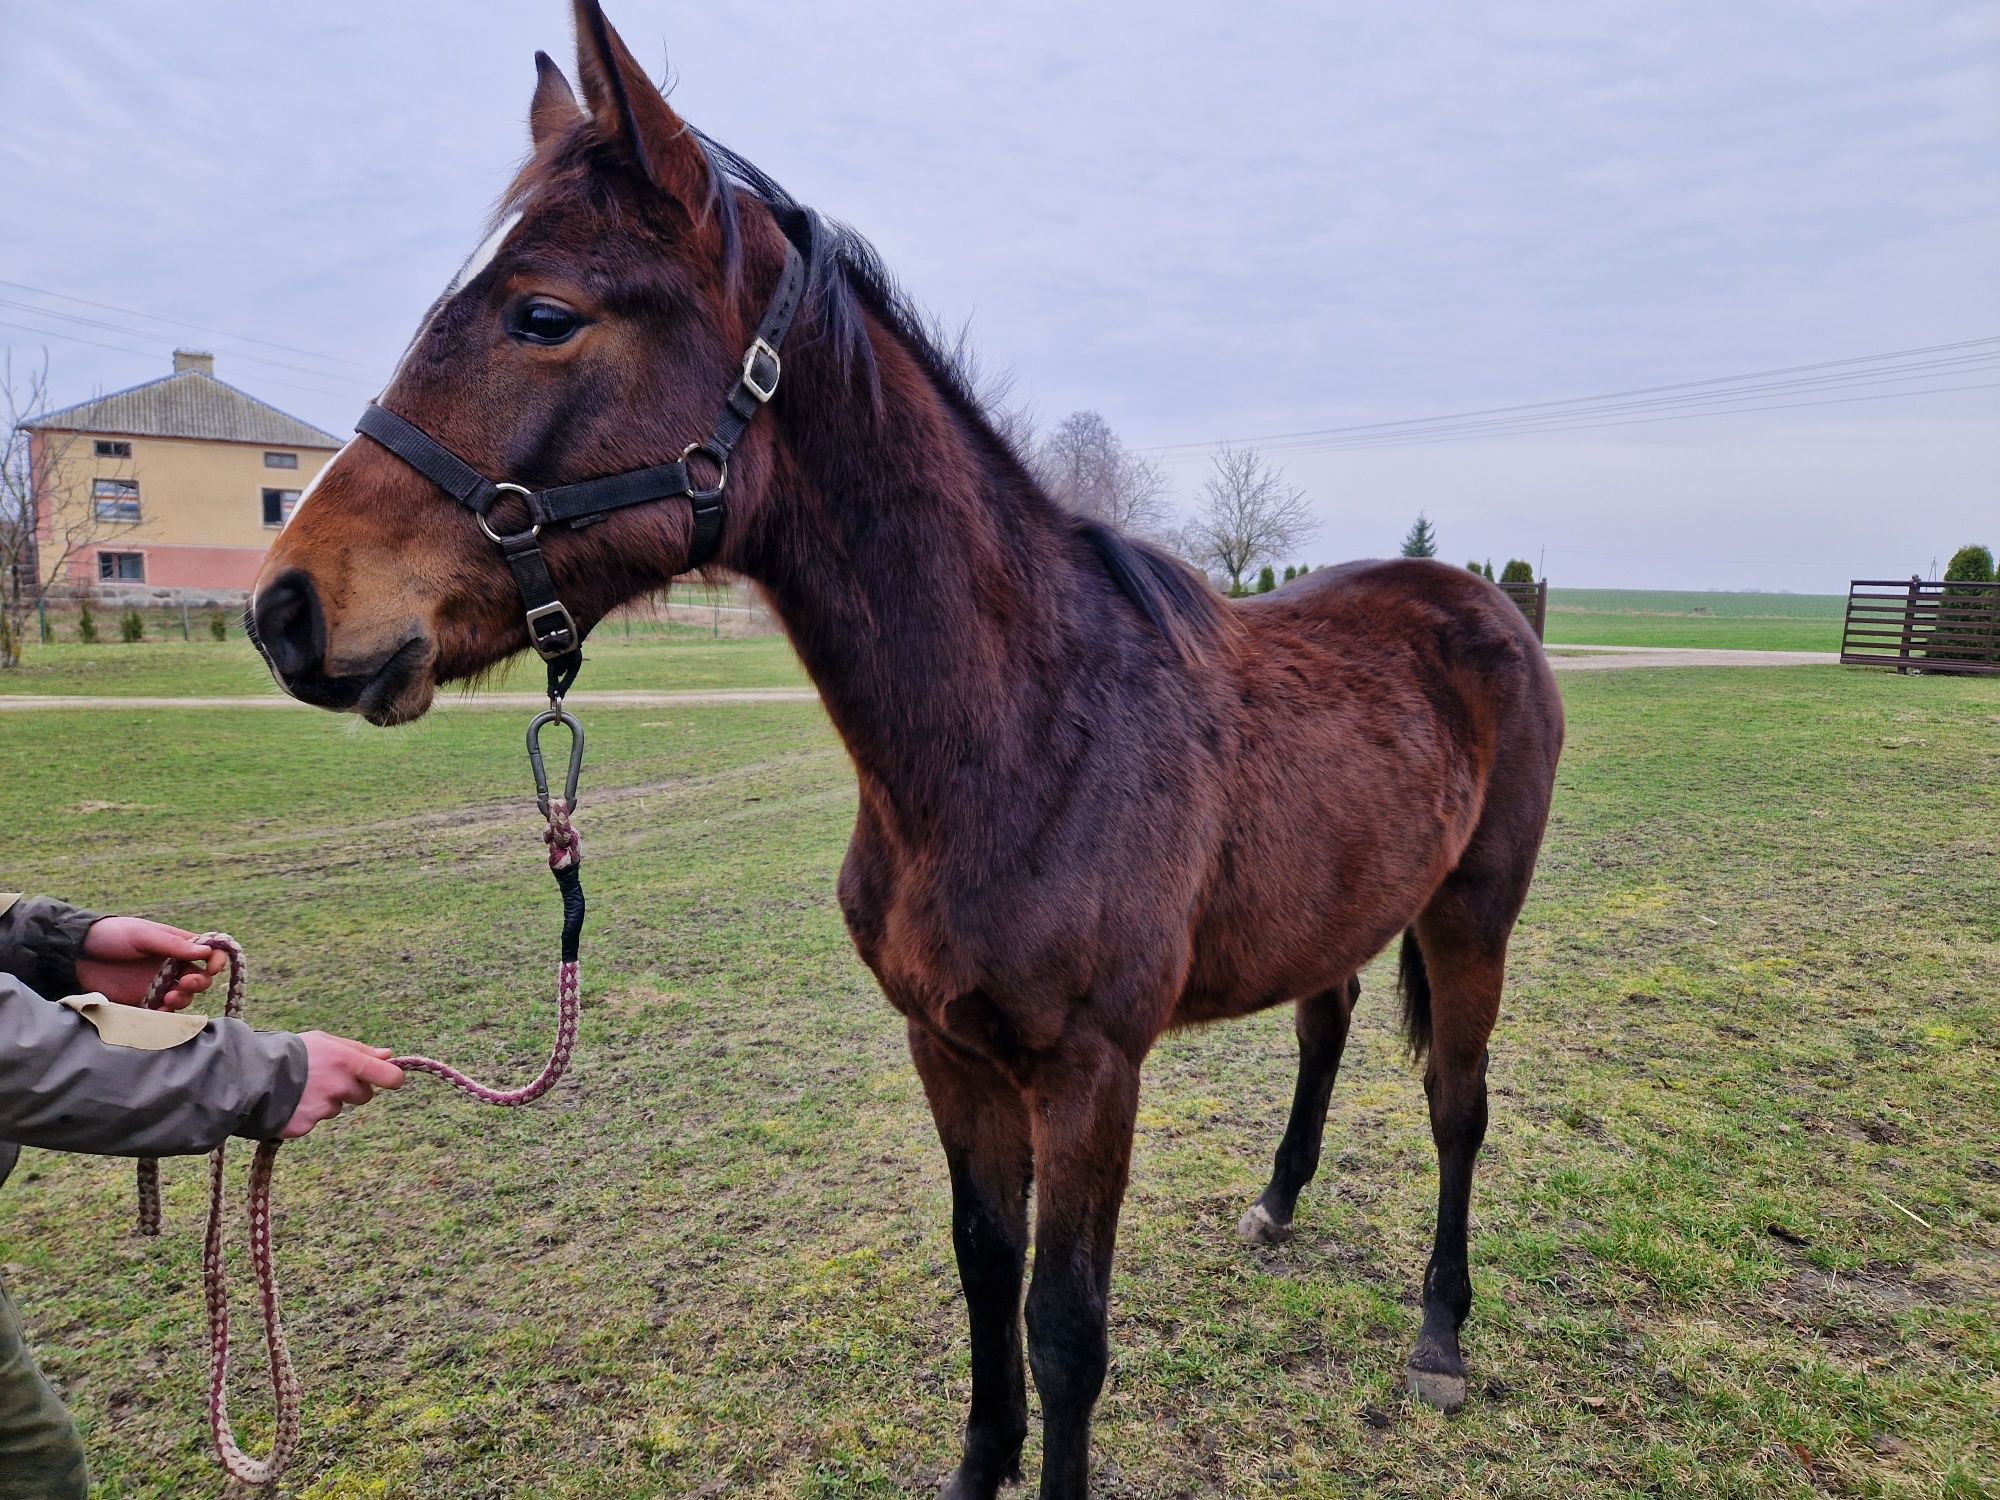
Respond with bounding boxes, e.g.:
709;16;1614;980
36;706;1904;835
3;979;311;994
1840;578;2000;676
1498;578;1548;641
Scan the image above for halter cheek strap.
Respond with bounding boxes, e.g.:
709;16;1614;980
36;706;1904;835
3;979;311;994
353;238;807;691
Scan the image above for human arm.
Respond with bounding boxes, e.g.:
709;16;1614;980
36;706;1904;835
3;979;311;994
0;965;307;1156
1;895;403;1154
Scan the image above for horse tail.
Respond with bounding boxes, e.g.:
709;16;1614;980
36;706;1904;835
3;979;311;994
1397;929;1432;1061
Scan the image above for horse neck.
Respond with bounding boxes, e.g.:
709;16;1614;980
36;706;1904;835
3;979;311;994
733;310;1084;825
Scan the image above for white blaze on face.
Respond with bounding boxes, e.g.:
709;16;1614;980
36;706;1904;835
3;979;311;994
285;435;356;526
446;209;525;297
386;207;530;387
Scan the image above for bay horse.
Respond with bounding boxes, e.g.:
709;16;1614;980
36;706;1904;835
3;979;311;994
250;4;1564;1493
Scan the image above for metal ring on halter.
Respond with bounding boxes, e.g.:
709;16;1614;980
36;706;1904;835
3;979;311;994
478;482;541;544
679;441;728;502
527;705;585;813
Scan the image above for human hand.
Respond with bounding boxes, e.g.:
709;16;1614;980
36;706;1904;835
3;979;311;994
76;917;223;1009
281;1033;405;1139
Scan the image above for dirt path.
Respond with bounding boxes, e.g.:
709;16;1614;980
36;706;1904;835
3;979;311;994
0;647;1837;712
1545;646;1838;670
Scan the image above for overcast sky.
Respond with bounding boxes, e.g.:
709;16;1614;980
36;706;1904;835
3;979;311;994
3;1;1994;591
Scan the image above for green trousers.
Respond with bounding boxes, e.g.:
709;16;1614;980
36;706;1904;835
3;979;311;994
0;1279;87;1500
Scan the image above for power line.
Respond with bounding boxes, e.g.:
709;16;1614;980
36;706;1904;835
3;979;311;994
1157;379;2000;461
0;298;378;391
0;319;371;406
1143;335;2000;457
1154;376;2000;460
1230;363;2000;457
0;278;377;372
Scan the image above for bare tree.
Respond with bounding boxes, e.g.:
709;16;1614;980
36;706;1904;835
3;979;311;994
1183;444;1317;594
1032;410;1175;542
1;351;125;666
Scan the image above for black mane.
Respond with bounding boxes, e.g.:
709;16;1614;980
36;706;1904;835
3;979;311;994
692;129;1225;659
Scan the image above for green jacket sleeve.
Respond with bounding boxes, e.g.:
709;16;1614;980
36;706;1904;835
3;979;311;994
0;897;308;1176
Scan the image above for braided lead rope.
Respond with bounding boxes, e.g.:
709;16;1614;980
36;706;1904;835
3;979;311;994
132;802;584;1487
133;953;191;1237
136;935;297;1485
386;799;582;1102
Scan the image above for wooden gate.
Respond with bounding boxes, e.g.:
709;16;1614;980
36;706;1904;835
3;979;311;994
1841;578;2000;676
1498;578;1548;641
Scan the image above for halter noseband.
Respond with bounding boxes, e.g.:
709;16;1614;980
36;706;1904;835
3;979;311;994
354;238;807;696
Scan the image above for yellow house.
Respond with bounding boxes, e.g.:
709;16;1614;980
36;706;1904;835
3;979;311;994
28;349;341;594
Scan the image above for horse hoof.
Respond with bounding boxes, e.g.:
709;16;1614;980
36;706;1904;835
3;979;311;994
1406;1366;1469;1413
939;1449;1021;1499
938;1464;1013;1500
1236;1202;1292;1244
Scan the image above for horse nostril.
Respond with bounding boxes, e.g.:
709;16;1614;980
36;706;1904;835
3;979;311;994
251;569;325;682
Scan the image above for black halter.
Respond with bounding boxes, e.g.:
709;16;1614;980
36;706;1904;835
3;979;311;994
354;238;807;698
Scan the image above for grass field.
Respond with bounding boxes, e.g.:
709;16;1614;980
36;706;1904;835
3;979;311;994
1543;591;1846;653
2;666;1996;1498
0;633;810;697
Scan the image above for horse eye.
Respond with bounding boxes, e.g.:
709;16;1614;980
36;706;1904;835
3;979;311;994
510;300;583;345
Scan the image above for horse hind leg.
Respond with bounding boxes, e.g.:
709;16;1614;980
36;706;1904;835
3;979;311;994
1401;895;1512;1414
1238;977;1359;1244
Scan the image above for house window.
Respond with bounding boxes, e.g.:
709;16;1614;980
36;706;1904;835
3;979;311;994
264;452;299;469
97;551;145;582
94;439;133;459
262;488;302;527
92;477;141;523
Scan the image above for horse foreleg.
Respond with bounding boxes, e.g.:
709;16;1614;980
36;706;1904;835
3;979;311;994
908;1022;1033;1500
1025;1032;1142;1500
1238;976;1358;1244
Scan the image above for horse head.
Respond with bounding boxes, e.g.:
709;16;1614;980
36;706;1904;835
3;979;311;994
252;0;798;723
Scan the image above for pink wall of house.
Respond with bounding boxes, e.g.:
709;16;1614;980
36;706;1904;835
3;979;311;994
71;542;267;592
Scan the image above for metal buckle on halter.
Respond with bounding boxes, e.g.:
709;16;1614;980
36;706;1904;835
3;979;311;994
524;599;579;660
741;338;780;403
478;482;542;545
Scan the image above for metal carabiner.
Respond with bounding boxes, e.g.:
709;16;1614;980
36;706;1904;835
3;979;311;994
527;706;585;816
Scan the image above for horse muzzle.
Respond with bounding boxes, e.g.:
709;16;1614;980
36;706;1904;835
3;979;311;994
250;569;434;725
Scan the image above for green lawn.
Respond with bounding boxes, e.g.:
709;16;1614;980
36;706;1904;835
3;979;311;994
1;667;1995;1498
1543;590;1847;652
0;633;810;697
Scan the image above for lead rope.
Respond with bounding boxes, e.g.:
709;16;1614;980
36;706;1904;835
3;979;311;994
133;754;585;1487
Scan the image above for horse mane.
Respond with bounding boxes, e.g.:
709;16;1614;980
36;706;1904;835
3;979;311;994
523;112;1228;659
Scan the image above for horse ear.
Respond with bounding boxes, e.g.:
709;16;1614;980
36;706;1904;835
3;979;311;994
530;51;581;146
570;0;710;208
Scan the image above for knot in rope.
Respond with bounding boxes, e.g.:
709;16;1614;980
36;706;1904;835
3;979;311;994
544;796;582;871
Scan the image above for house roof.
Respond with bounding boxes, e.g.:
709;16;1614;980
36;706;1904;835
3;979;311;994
26;367;343;449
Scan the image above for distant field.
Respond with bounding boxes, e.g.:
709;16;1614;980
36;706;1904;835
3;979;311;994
1543;590;1846;652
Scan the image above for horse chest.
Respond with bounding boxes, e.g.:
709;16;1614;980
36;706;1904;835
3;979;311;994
836;818;1105;1041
